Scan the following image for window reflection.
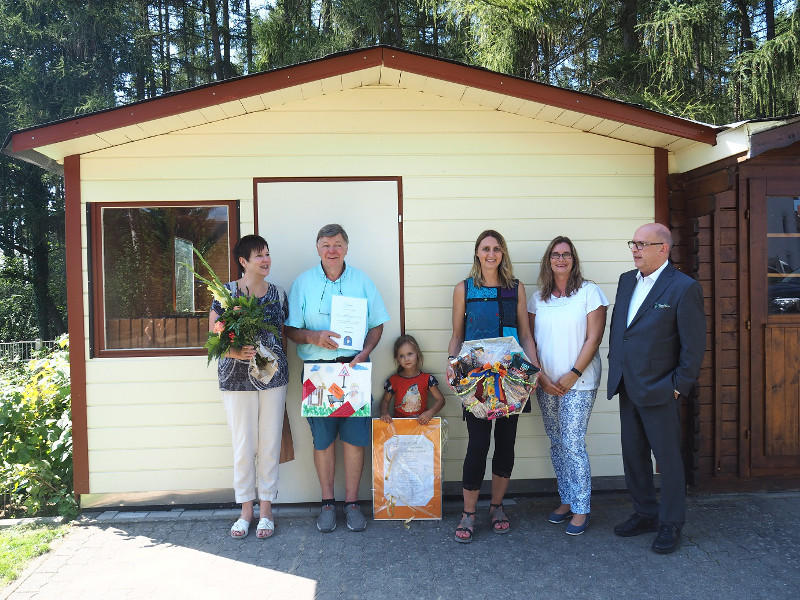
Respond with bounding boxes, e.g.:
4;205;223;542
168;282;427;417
767;196;800;314
101;205;230;349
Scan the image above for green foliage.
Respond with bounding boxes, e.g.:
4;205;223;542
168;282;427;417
0;523;69;587
0;336;77;519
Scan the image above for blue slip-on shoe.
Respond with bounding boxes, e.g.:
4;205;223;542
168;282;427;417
566;514;590;536
548;510;573;524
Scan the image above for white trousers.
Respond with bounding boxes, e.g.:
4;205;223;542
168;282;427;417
222;385;287;503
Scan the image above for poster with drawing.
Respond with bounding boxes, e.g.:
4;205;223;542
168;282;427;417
301;362;372;417
372;418;443;520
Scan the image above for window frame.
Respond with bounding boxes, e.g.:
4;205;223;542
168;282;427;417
89;200;239;358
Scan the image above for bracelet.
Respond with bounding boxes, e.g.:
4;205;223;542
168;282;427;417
571;367;582;377
448;356;456;361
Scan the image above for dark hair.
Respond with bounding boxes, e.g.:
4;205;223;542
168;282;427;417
316;224;349;244
468;229;516;288
393;334;424;372
233;235;269;276
538;236;586;301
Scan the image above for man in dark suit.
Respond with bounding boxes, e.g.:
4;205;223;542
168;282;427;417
607;223;705;554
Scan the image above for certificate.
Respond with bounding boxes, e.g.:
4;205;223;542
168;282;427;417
330;295;367;351
372;418;443;520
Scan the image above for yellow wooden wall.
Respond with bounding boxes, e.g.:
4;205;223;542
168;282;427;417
77;86;654;502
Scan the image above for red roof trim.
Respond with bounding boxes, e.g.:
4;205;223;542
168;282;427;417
8;46;716;154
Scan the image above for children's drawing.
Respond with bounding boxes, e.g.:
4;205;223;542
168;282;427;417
301;362;372;417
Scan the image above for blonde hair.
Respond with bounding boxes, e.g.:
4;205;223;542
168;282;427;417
468;229;516;288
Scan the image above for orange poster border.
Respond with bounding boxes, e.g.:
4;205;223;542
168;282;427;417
372;417;442;520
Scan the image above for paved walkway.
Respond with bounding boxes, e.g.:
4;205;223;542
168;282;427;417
2;491;798;600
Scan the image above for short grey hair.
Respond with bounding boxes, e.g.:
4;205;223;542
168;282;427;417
316;223;349;244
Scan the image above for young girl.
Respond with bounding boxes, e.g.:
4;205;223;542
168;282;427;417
380;335;445;425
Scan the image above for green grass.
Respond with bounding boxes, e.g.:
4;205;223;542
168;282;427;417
0;524;69;588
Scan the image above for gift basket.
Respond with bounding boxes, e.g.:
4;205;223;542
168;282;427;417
448;336;539;419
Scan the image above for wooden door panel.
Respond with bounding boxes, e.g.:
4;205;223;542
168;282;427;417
749;177;800;474
764;325;800;456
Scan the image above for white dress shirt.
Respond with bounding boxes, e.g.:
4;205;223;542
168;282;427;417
626;260;669;327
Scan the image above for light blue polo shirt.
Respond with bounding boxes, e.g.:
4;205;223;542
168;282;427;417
286;262;390;361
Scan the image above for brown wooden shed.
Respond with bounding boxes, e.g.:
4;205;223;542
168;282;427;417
669;116;800;491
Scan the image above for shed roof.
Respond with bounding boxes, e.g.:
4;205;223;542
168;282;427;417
3;46;720;173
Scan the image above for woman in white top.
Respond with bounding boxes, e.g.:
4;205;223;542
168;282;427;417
528;236;608;536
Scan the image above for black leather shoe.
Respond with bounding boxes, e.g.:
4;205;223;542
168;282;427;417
613;513;659;537
651;524;681;554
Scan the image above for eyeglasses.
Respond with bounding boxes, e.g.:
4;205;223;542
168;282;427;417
318;278;342;315
549;252;573;260
627;241;664;250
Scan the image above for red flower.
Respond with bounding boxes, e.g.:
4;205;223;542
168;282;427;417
228;332;235;340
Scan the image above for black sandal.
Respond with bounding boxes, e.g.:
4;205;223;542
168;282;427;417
490;503;511;534
454;511;476;543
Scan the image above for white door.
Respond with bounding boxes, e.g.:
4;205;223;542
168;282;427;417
256;178;402;502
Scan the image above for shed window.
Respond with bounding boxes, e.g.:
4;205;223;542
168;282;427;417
90;202;238;357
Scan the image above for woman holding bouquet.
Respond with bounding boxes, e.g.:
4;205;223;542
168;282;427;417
447;230;540;543
209;234;290;539
528;236;607;535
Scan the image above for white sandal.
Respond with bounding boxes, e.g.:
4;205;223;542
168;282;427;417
256;517;275;539
230;518;250;539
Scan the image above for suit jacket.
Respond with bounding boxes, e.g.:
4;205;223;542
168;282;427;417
606;262;705;406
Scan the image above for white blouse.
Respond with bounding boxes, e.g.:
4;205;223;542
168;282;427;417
527;281;609;390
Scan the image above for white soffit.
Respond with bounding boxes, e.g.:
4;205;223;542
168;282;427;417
31;65;707;164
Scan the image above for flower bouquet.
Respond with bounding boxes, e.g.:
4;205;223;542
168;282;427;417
188;249;279;386
448;336;539;420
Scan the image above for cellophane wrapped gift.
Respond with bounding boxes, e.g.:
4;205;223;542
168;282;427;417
372;418;447;520
449;336;539;419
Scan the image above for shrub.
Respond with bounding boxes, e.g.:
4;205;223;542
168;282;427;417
0;335;77;518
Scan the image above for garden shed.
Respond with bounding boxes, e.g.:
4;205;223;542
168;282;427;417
7;46;793;509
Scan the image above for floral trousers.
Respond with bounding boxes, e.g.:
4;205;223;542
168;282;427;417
537;387;597;514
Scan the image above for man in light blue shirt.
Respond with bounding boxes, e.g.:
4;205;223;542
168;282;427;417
286;224;389;533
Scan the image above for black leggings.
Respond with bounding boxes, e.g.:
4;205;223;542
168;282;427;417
462;412;519;491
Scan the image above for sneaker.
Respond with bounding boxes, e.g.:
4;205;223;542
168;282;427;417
344;503;367;532
317;504;337;533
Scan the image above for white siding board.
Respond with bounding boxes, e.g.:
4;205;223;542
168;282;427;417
80;154;654;182
87;403;225;429
88;425;231;450
76;83;657;500
90;468;232;493
90;447;233;472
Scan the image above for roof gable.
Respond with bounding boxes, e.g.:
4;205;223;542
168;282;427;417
4;46;718;172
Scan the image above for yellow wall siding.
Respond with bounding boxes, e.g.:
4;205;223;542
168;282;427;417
78;85;653;501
